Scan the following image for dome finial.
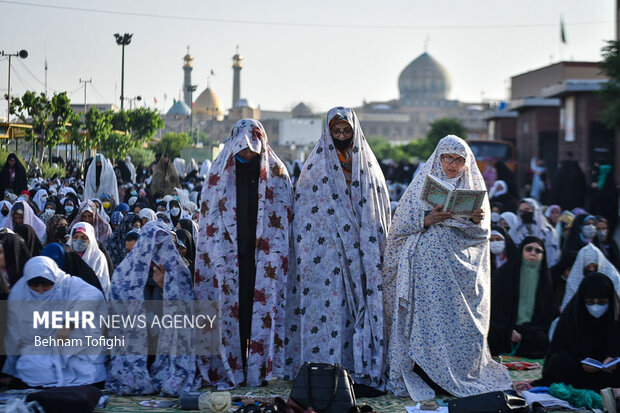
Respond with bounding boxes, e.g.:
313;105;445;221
424;35;430;53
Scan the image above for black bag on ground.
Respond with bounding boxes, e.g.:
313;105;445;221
448;391;531;413
289;362;356;413
25;385;102;413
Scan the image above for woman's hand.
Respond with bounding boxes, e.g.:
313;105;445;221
510;329;522;343
152;263;166;289
424;205;452;227
471;208;484;224
603;357;617;373
582;363;599;373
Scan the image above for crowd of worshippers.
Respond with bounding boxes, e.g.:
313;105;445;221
0;107;616;399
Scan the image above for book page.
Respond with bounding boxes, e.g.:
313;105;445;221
581;358;604;368
421;175;451;207
448;189;486;215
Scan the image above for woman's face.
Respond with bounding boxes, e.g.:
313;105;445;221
522;242;544;263
329;120;354;142
132;221;141;230
0;245;5;269
440;153;465;178
81;211;94;224
584;263;598;274
29;283;53;293
12;213;24;225
72;232;89;243
550;209;561;223
56;218;68;229
237;148;258;161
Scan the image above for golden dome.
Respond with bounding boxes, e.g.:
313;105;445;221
232;46;243;68
194;86;224;119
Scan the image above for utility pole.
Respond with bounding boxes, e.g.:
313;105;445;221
79;78;92;116
1;49;28;122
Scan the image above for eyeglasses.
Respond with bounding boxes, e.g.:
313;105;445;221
441;155;465;165
524;246;544;254
330;127;353;137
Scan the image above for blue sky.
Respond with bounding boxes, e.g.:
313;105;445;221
0;0;615;117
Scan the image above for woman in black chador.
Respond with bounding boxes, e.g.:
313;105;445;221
539;273;620;391
0;154;27;196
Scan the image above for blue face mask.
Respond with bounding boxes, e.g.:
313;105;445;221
235;154;249;164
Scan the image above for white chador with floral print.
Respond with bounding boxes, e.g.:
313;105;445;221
383;135;512;400
195;119;292;388
285;107;391;388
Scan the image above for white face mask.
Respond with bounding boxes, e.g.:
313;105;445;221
45;208;55;214
491;212;501;223
490;240;506;255
170;207;181;217
582;224;596;240
72;239;88;253
586;303;609;318
65;206;74;214
597;229;608;242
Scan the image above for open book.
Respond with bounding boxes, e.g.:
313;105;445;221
420;174;487;216
581;357;620;369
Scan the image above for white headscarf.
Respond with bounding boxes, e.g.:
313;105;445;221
200;159;211;178
489;180;508;199
84;154;119;205
561;243;620;311
6;201;46;240
138;208;157;222
69;222;110;299
33;189;49;212
0;200;12;228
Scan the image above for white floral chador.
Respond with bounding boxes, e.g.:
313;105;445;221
285;107;391;387
383;135;512;400
194;119;293;388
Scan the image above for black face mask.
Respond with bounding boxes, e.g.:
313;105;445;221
0;209;8;217
333;137;353;151
520;211;534;224
56;226;69;240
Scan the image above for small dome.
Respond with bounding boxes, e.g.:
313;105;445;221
167;100;191;116
194;87;224;118
234;98;253;109
292;102;312;118
398;52;451;103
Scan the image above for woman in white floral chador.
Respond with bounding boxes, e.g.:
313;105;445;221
383;135;512;400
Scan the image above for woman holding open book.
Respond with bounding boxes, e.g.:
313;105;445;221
539;272;620;390
383;135;512;400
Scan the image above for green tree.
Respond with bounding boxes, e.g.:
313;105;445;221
151;132;191;158
127;146;155;168
366;137;410;163
111;108;164;145
600;40;620;131
402;138;434;160
9;91;79;162
83;107;112;152
425;117;467;147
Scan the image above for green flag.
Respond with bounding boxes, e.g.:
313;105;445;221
560;16;567;44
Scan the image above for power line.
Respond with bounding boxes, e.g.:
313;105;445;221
0;0;612;31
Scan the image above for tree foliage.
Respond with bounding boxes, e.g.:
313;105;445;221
9;91;79;161
366;137;410;163
150;132;191;158
111;108;164;145
425;117;467;147
127;146;155;168
600;40;620;131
